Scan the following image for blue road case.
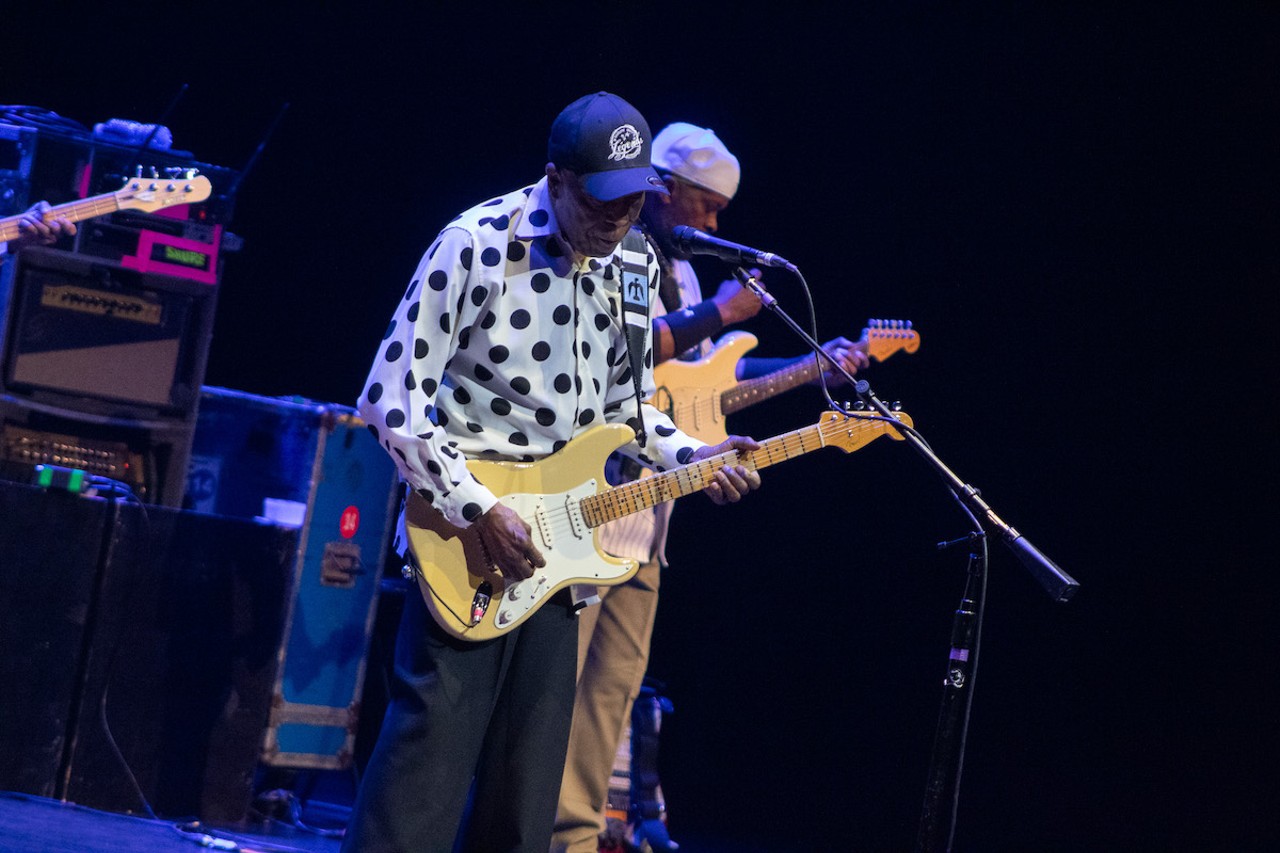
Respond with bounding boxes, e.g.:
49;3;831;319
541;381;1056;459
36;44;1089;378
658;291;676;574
187;386;399;769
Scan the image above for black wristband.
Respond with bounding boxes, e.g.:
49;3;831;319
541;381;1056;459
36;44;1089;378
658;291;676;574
663;300;723;356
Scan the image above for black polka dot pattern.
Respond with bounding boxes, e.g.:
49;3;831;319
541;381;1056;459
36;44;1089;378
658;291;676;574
356;182;699;532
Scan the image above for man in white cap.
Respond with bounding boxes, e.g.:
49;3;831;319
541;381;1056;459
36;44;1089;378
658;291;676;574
552;122;873;853
552;122;869;853
347;96;762;853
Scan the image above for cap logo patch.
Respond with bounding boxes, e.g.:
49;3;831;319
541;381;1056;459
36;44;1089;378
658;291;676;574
607;124;643;162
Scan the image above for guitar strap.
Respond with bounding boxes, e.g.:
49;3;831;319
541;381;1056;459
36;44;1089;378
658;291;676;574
619;229;651;448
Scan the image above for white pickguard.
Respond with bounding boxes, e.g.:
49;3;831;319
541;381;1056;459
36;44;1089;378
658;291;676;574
488;480;636;630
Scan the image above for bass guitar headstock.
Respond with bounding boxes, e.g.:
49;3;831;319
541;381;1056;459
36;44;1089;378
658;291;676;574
112;170;212;213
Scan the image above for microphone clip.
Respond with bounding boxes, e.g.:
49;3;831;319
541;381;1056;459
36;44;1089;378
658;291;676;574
732;267;777;308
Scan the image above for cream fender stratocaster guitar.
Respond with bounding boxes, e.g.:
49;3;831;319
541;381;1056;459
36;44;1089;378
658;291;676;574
405;409;913;641
651;320;920;444
0;172;213;244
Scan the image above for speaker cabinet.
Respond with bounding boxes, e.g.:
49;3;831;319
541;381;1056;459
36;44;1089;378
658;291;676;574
60;504;297;821
0;481;114;798
0;476;298;822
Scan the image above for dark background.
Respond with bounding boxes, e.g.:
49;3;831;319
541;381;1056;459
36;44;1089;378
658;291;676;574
5;5;1276;850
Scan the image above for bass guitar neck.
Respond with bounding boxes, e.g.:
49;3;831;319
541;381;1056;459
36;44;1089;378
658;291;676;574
0;173;212;244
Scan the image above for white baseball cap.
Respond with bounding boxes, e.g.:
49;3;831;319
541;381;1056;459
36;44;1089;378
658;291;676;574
650;122;740;201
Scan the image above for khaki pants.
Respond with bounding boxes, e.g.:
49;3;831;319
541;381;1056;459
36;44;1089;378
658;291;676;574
550;557;662;853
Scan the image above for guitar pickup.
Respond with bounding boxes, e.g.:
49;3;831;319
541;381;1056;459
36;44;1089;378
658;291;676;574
564;483;593;540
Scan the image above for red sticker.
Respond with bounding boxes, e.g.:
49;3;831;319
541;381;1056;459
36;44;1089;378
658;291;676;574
339;505;360;539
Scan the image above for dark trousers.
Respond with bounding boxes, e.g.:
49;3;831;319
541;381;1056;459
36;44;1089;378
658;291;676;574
342;587;578;853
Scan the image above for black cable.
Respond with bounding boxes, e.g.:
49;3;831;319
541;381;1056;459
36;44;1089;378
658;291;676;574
285;790;348;839
941;495;988;852
87;484;159;820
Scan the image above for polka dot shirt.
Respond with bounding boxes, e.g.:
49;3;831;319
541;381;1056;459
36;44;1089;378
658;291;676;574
359;177;704;531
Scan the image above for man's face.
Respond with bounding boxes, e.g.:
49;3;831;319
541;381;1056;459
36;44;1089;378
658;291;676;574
546;165;645;259
662;177;731;234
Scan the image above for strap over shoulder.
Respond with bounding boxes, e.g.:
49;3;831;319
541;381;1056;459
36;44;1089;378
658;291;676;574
618;228;651;446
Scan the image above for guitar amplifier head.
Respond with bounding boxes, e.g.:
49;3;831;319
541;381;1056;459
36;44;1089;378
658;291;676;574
0;246;216;420
77;211;224;285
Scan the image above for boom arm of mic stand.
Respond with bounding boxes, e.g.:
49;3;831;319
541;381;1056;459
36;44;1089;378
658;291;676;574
731;267;1080;603
734;266;863;389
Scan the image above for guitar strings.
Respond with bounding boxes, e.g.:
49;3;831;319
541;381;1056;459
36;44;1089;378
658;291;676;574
529;416;889;546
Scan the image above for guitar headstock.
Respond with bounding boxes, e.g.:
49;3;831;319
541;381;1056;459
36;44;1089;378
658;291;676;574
817;408;914;453
113;172;212;213
864;319;920;361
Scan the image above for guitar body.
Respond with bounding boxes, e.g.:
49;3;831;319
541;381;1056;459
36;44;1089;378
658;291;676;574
405;408;913;641
651;331;758;444
405;423;639;641
650;320;919;445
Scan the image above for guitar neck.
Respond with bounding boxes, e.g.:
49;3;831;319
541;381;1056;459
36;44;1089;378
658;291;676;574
718;323;918;416
720;356;820;415
0;194;123;243
583;418;834;527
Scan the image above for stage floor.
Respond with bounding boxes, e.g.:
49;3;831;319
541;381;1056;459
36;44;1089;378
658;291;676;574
0;791;771;852
0;792;343;853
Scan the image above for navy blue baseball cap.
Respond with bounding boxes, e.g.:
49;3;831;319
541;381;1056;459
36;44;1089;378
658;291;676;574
548;92;669;201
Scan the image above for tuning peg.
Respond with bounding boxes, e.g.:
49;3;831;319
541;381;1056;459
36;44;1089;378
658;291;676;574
890;401;903;412
133;164;143;177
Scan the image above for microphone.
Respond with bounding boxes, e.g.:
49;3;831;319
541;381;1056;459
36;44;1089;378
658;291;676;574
671;225;797;272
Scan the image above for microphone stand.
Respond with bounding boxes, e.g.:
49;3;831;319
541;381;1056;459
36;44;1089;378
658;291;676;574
732;267;1079;851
